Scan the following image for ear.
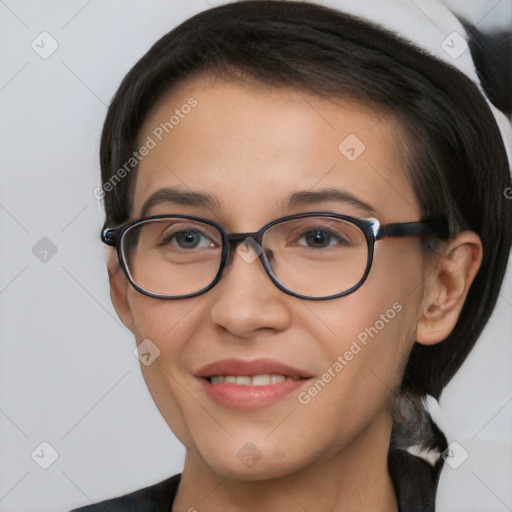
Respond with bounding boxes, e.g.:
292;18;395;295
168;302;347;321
416;231;483;346
107;248;136;333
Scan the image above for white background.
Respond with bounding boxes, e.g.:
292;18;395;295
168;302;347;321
0;1;510;511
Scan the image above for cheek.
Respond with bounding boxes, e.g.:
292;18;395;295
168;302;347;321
127;290;201;349
127;291;208;445
293;297;416;451
302;244;425;406
126;292;200;399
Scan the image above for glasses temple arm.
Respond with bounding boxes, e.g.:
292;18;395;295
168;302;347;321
375;220;449;240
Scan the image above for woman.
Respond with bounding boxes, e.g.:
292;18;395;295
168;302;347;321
72;1;512;510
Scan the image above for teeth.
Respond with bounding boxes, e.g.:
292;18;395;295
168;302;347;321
251;374;271;386
209;374;289;386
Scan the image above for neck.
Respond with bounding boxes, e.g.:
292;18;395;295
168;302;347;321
173;413;398;512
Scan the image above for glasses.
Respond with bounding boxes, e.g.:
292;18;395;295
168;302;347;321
101;211;448;300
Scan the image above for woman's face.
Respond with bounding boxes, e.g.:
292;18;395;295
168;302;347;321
110;74;435;479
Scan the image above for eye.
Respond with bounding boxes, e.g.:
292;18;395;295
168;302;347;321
161;229;214;249
297;229;351;248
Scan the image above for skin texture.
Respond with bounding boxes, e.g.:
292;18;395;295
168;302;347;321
107;74;482;512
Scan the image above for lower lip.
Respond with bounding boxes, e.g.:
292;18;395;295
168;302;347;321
197;377;310;409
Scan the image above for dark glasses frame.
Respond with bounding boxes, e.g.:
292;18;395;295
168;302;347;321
101;211;449;300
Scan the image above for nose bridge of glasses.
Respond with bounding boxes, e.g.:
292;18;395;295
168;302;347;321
223;230;270;274
225;231;264;247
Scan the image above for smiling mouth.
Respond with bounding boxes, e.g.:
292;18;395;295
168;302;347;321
194;358;313;408
198;373;311;409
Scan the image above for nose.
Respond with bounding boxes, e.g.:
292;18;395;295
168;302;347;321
208;241;293;338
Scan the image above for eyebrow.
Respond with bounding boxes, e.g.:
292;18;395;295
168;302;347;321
140;187;221;217
288;188;377;217
139;186;377;218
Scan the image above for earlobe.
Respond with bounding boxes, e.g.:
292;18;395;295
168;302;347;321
107;249;136;333
416;231;483;346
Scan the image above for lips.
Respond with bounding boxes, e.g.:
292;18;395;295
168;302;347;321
194;358;314;409
194;358;314;380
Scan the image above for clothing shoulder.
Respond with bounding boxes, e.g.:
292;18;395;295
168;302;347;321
69;473;181;512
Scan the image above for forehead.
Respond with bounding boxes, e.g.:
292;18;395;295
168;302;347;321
132;74;420;227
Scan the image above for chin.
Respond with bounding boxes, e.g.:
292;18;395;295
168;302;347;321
207;458;301;482
195;436;312;481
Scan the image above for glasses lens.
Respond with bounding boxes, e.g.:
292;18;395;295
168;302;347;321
121;218;223;296
262;216;369;297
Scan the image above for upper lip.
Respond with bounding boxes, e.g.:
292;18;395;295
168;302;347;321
194;358;314;379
